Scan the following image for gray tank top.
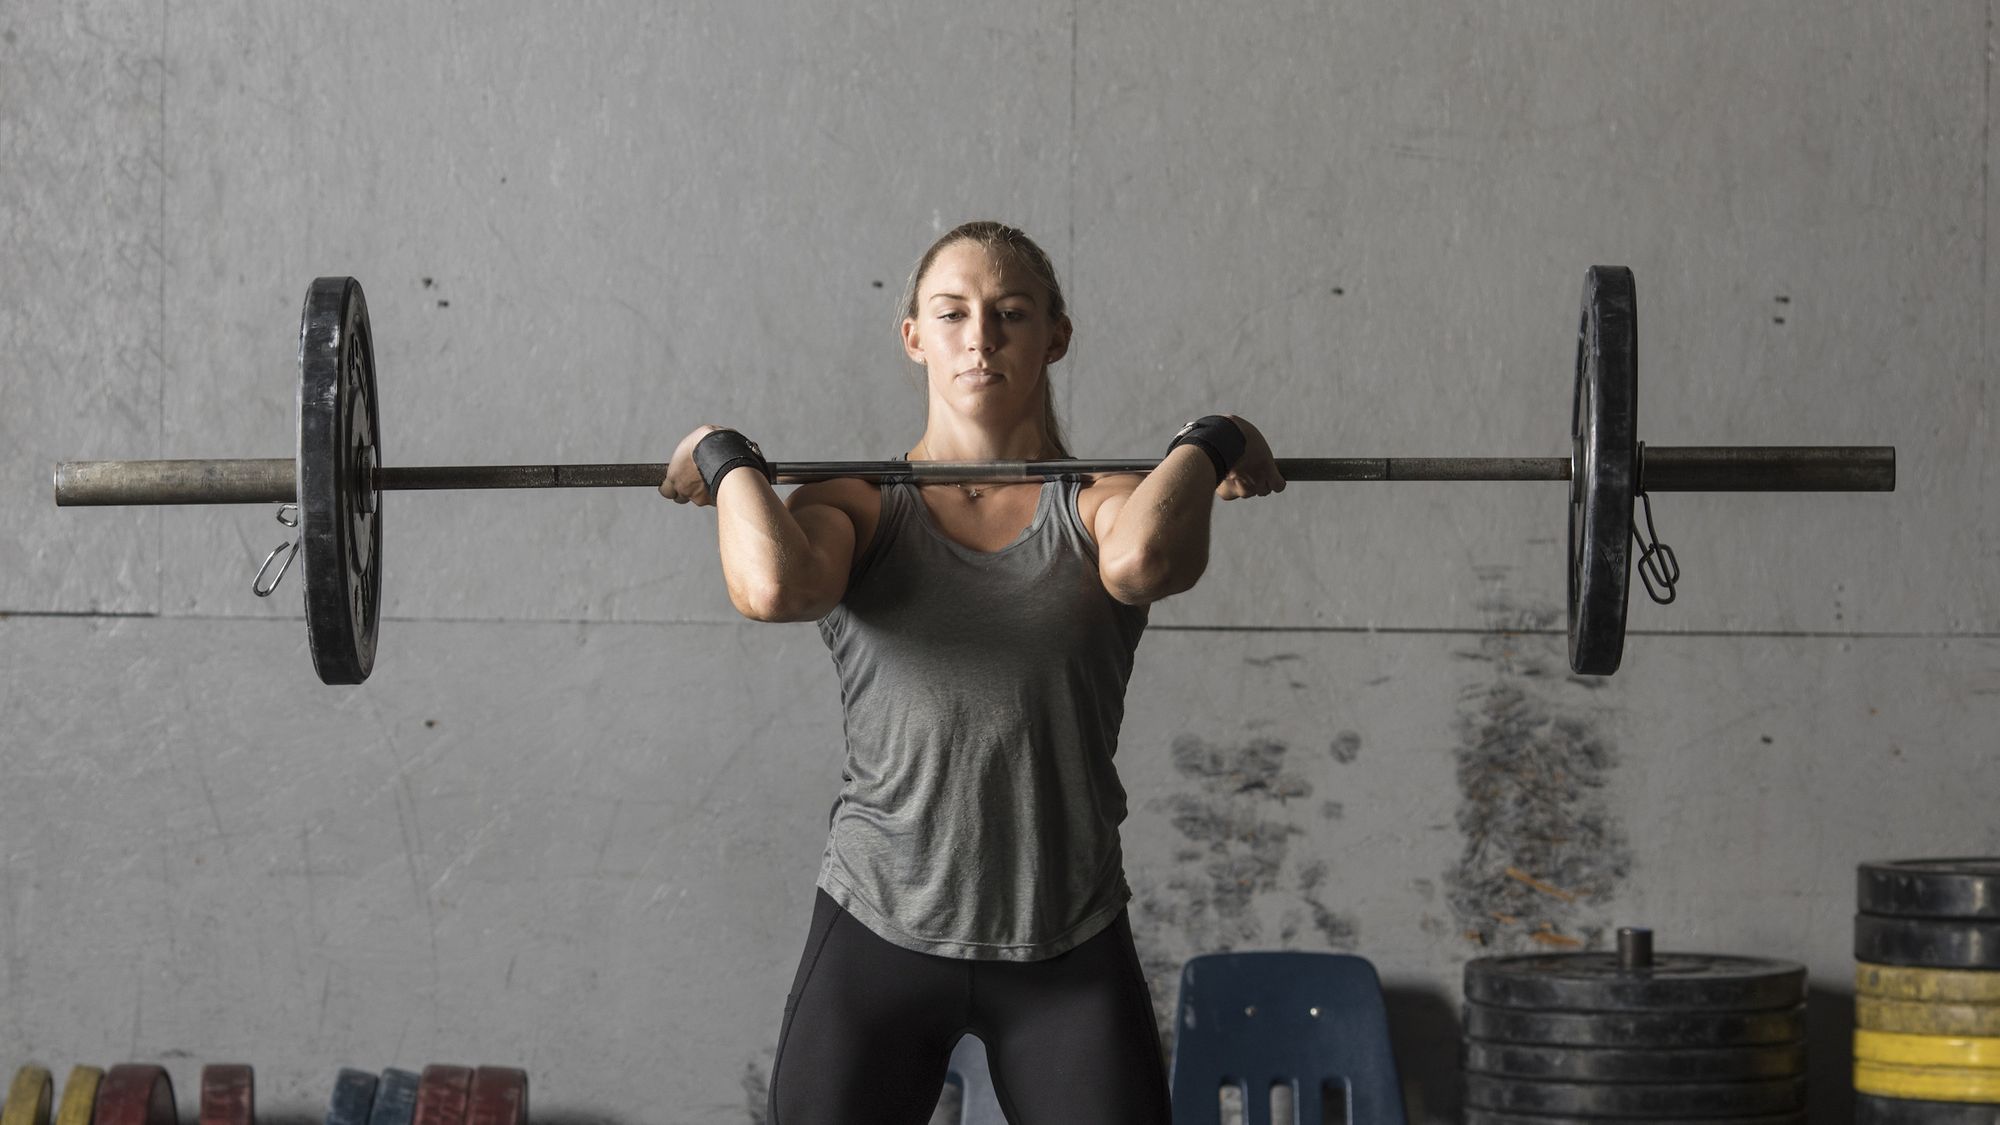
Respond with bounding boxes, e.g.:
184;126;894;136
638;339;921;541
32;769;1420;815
815;477;1150;961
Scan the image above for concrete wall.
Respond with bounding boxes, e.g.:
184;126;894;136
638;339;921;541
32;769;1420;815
3;2;1993;1120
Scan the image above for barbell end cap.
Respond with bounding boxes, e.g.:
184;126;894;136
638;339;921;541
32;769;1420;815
52;461;85;506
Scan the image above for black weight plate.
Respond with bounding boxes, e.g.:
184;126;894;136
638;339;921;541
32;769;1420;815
1862;860;2000;920
326;1068;378;1125
1464;1104;1808;1112
1464;1040;1806;1082
1858;915;2000;969
1568;264;1637;675
1465;1073;1804;1118
1464;1000;1806;1047
367;1069;419;1125
92;1066;175;1125
299;276;382;685
1857;1094;2000;1124
1466;951;1806;1012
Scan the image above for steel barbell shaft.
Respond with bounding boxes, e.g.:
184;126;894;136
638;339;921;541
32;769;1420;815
52;447;1895;507
382;458;1577;488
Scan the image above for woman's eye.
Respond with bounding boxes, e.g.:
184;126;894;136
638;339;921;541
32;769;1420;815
937;311;964;321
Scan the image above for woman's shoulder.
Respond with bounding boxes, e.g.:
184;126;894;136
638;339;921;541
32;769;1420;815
1075;473;1144;543
786;476;887;529
787;475;882;510
786;476;886;564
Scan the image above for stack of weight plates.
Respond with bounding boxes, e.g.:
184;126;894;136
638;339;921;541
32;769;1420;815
0;1063;243;1125
1855;858;2000;1124
1;1062;530;1125
325;1065;528;1125
1462;929;1808;1124
1;1063;184;1125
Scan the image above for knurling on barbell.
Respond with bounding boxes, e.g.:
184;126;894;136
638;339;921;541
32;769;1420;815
50;268;1897;685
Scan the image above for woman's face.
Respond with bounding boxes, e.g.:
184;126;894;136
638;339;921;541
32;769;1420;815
901;241;1071;425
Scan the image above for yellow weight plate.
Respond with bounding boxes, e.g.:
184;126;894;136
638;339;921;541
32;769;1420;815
1859;962;2000;1004
3;1067;52;1125
1855;1060;2000;1102
1860;996;2000;1036
52;1068;100;1125
1857;1029;2000;1069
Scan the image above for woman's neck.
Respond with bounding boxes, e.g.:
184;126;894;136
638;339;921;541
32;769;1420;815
909;416;1057;462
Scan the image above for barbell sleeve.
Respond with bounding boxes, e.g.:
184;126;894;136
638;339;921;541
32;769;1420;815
53;458;297;506
1639;446;1895;492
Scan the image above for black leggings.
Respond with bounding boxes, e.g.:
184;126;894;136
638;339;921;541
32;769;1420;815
768;891;1172;1125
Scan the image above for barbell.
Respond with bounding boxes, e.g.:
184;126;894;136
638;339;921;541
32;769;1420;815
52;268;1895;685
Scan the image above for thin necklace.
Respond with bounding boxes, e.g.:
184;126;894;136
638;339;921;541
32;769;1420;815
909;443;985;500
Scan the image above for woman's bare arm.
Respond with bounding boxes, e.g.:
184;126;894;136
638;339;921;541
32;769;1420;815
662;425;864;622
1090;415;1284;605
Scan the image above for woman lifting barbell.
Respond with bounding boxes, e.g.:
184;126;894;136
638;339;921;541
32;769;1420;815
661;221;1285;1125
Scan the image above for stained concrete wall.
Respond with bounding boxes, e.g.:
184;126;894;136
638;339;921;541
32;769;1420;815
2;2;1994;1122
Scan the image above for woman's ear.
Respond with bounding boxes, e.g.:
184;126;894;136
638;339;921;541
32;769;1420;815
901;317;925;363
1045;314;1073;364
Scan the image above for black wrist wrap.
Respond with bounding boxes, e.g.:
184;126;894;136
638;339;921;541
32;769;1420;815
694;429;774;496
1166;415;1247;484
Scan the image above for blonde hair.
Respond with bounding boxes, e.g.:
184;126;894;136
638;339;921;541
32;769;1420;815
900;221;1071;457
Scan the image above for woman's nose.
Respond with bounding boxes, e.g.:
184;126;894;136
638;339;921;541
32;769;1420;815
970;312;1001;352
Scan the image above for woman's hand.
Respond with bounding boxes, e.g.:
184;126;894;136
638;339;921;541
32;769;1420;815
661;424;728;506
1216;415;1286;500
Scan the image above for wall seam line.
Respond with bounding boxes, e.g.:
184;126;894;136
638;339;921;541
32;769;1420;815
156;0;169;617
1066;0;1079;429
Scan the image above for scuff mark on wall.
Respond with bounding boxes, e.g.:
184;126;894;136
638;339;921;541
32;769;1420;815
742;1058;769;1125
1297;859;1360;947
1130;730;1362;1035
1155;736;1310;927
1445;581;1631;951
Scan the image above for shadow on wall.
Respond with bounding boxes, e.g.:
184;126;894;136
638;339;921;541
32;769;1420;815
1806;985;1855;1124
1383;982;1463;1125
